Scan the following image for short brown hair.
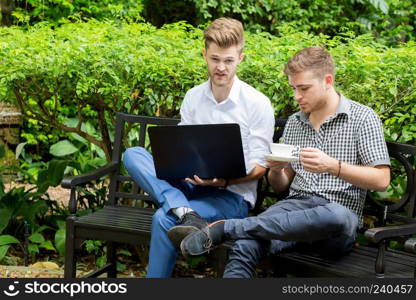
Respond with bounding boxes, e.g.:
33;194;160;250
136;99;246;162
284;47;335;78
203;18;244;52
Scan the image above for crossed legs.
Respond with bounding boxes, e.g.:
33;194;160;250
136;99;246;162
123;146;249;277
180;195;358;278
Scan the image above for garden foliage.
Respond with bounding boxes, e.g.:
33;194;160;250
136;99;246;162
0;21;415;164
0;146;65;263
3;0;143;25
189;0;415;44
4;1;415;44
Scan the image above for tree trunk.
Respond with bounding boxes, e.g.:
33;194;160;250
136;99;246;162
0;0;15;26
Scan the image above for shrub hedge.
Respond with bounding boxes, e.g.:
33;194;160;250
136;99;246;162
4;0;144;26
0;21;415;160
189;0;416;44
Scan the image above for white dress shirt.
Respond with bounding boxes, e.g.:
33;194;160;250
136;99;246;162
179;76;275;208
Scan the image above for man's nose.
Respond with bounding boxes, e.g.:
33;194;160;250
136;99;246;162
294;90;302;101
217;62;225;71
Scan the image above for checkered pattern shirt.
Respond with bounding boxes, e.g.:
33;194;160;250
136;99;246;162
282;94;390;227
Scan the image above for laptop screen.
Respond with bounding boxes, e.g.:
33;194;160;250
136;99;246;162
148;124;246;180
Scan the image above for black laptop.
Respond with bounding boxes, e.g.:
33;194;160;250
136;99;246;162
148;124;246;180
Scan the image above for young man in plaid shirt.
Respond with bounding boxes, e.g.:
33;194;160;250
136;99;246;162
180;47;391;278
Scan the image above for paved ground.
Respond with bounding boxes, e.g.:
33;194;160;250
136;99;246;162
0;265;64;278
4;182;70;206
0;265;144;278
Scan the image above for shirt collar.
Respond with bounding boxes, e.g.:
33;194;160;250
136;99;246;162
297;92;351;123
204;76;240;105
335;93;351;116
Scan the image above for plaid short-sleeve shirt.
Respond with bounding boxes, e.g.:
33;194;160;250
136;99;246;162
282;94;390;226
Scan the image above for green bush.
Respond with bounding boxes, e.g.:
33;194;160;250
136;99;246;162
4;1;415;44
0;21;415;163
192;0;415;44
5;0;143;26
141;0;415;44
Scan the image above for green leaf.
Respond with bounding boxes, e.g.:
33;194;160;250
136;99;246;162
36;159;69;193
49;140;79;157
28;233;45;244
368;0;389;14
45;160;69;186
0;208;12;234
0;235;20;246
117;262;127;272
39;240;56;251
69;132;88;145
15;142;27;159
55;228;66;256
56;220;66;230
117;249;132;256
0;144;5;159
34;225;54;234
28;243;39;254
0;245;10;262
96;255;106;267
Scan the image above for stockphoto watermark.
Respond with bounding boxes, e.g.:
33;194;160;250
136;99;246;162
1;280;127;297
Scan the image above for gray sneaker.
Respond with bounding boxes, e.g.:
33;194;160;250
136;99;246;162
168;211;208;248
180;220;225;257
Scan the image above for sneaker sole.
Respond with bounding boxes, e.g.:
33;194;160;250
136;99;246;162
168;225;199;248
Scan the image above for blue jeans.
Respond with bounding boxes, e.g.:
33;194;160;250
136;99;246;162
123;147;249;278
223;195;358;278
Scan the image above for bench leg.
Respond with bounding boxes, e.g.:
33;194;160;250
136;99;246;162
64;216;77;278
211;247;228;278
272;259;288;277
375;241;386;278
107;242;117;278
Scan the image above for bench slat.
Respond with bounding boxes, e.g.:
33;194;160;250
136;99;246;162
275;246;416;278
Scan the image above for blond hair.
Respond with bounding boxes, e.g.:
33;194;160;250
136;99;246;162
284;47;335;79
203;18;244;52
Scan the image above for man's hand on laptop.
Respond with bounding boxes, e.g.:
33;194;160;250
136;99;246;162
185;175;227;188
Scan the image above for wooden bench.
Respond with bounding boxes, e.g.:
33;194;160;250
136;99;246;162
269;141;416;278
62;112;416;278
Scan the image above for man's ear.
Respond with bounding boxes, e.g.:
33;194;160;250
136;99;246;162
202;48;206;59
325;74;334;88
239;52;245;62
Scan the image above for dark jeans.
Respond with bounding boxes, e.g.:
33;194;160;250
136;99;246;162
223;195;358;278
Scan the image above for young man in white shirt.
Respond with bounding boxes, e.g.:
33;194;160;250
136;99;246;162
123;18;275;277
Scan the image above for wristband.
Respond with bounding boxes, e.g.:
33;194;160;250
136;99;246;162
337;160;342;177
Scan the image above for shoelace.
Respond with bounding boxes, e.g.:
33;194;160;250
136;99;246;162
202;227;213;249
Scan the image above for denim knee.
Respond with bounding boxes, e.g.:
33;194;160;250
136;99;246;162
224;239;265;278
325;203;358;237
123;146;146;168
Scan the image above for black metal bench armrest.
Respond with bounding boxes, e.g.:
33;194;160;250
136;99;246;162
404;238;416;254
364;223;416;244
61;162;119;189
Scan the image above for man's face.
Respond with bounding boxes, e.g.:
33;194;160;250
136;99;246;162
288;70;332;114
203;43;243;89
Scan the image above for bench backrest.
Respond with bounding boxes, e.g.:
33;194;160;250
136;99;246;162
107;112;179;207
366;141;416;227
